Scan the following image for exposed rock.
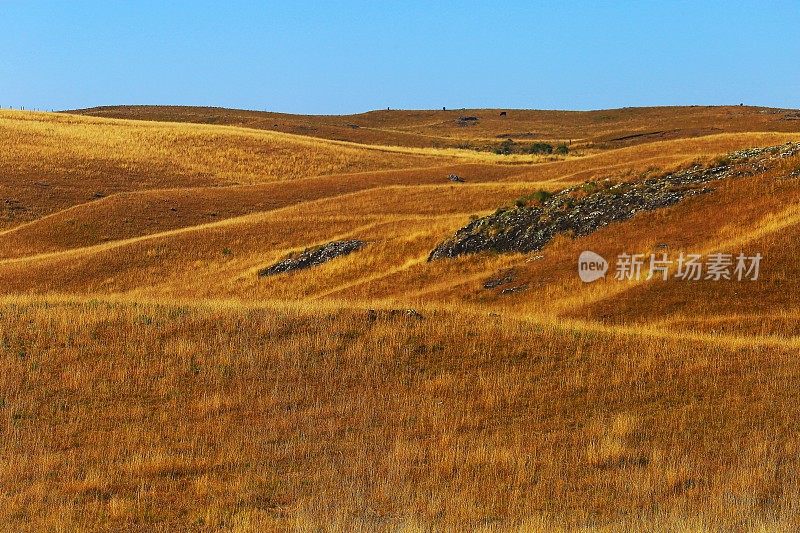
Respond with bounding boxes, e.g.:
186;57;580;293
429;143;800;261
1;199;26;222
500;284;529;295
483;269;515;289
4;199;25;211
366;308;425;322
457;116;479;126
259;239;365;276
448;174;465;183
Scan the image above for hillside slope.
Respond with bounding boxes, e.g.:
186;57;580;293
0;110;494;230
1;108;800;531
70;104;800;149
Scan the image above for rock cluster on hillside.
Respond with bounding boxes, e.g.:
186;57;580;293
259;240;365;276
428;142;800;261
366;308;425;322
457;116;479;127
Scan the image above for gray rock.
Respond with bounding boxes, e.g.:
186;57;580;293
483;270;515;289
428;142;800;261
259;239;365;276
366;309;424;322
500;284;529;295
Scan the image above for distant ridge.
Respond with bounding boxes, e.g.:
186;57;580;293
67;104;800;150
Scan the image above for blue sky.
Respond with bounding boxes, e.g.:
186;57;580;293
1;1;798;114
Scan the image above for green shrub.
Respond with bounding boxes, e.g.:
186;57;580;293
514;189;553;207
528;142;553;155
531;190;553;203
713;155;732;167
495;138;515;155
555;143;569;155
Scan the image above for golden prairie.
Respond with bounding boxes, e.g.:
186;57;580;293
1;107;800;531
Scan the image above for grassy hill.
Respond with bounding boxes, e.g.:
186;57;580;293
1;107;800;531
70;104;800;150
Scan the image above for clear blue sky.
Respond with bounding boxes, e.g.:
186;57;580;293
2;1;799;114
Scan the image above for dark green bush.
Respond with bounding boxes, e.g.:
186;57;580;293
514;189;553;207
528;142;553;155
495;138;515;155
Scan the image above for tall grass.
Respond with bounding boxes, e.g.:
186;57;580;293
1;109;799;531
1;299;800;531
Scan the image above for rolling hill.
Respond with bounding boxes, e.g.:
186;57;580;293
1;106;800;531
71;104;800;150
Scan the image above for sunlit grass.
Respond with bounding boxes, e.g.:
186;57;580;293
1;108;800;530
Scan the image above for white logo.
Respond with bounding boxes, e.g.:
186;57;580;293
612;251;762;282
578;251;608;283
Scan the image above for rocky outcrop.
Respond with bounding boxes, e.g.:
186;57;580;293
429;142;800;261
366;308;425;322
483;269;516;289
457;116;479;127
259;240;365;276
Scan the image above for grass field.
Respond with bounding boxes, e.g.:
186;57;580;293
2;107;800;531
71;104;800;150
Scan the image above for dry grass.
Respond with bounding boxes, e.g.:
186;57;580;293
2;299;800;531
0;107;799;530
0;110;519;230
72;104;800;150
0;110;448;187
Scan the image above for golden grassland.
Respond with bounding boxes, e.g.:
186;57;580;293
0;110;558;230
3;299;800;532
1;108;800;530
72;104;800;149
